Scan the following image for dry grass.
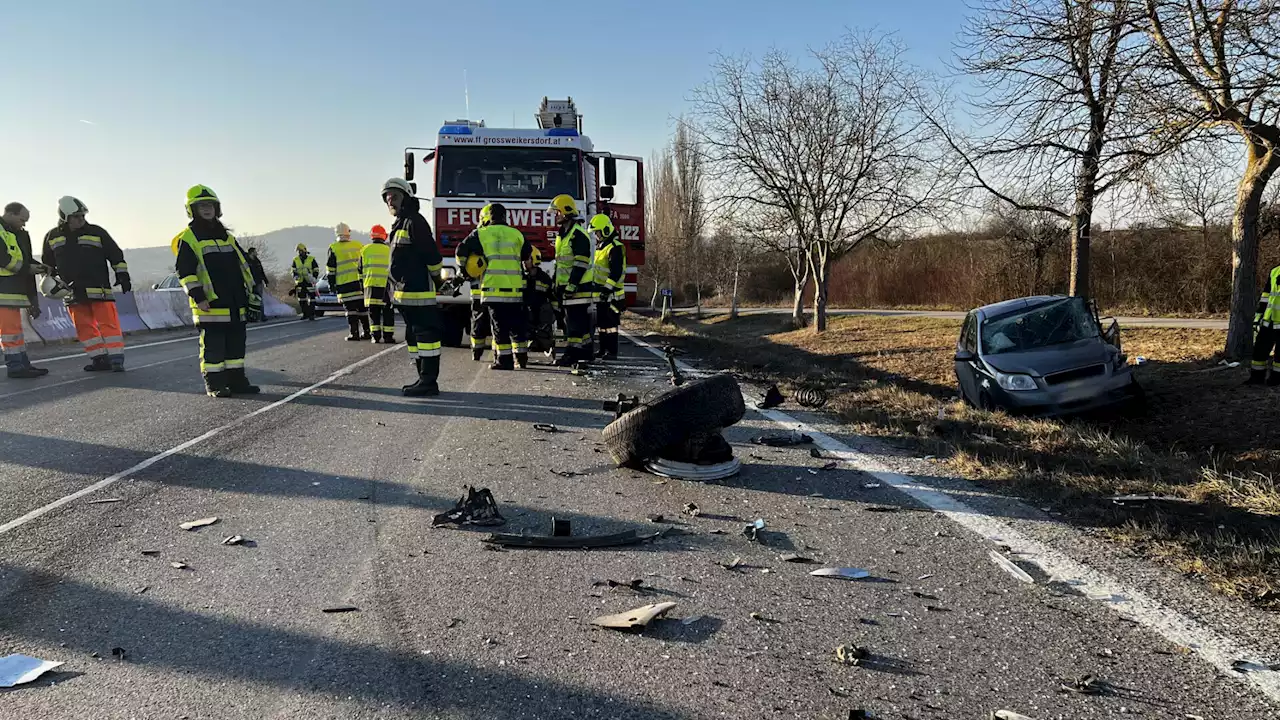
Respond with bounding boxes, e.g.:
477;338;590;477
623;312;1280;609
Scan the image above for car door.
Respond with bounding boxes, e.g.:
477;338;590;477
955;312;980;404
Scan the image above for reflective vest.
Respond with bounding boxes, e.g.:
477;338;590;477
292;255;318;285
1258;266;1280;329
328;240;364;303
594;236;624;299
361;241;391;305
554;223;595;304
0;226;28;307
477;225;525;303
175;228;254;325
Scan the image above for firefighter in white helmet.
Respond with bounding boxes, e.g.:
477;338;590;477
326;222;369;341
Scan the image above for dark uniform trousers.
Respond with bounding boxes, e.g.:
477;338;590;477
296;284;316;319
565;304;593;362
470;294;492;360
367;286;396;340
596;299;621;356
200;320;248;376
486;302;528;367
400;305;443;379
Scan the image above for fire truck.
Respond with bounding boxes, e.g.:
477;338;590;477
401;97;646;347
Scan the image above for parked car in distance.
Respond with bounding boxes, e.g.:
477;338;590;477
311;277;341;317
151;273;184;292
954;295;1142;417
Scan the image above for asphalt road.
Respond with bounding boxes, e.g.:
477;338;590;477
1;318;1275;718
670;306;1230;329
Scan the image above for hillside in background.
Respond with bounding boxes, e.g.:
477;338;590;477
102;226;370;285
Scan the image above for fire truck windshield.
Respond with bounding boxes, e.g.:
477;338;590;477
436;146;582;200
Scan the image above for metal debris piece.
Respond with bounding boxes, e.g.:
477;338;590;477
179;517;219;531
681;615;703;625
912;591;939;600
820;461;839;471
810;567;871;581
432;486;507;527
991;712;1034;720
721;556;743;570
809;448;824;459
533;423;560;433
221;535;245;546
682;503;701;517
847;709;871;720
140;550;160;556
864;506;900;513
111;647;126;661
751;431;813;447
793;387;828;408
0;654;64;688
1231;659;1280;672
646;514;666;523
1061;674;1106;695
602;394;640;420
551;518;571;537
551;469;581;478
134;585;149;595
779;553;815;564
594;578;646;592
925;605;951;612
759;384;784;409
322;605;359;613
863;482;882;489
169;561;189;570
1109;494;1195;505
988;550;1035;584
445;618;463;628
834;644;867;666
917;574;933;580
749;611;780;623
87;498;122;504
742;518;766;542
482;529;660;549
591;602;677;630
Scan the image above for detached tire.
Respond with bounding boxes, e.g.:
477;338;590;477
602;373;746;468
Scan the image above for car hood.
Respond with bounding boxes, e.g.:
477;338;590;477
982;338;1114;376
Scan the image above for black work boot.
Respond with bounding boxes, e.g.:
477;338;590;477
382;333;396;344
490;355;515;371
227;368;261;394
1246;370;1268;385
204;372;232;398
403;356;440;397
371;331;382;344
603;334;619;360
471;346;485;362
346;317;361;340
1268;371;1280;387
7;366;45;379
359;317;371;341
515;352;528;369
402;357;423;392
84;355;112;372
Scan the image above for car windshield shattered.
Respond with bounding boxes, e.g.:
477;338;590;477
981;297;1099;355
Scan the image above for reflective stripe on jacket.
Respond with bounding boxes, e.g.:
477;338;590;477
554;222;595;304
1258;265;1280;328
174;227;255;325
0;226;30;307
593;235;625;299
327;240;364;303
477;225;526;303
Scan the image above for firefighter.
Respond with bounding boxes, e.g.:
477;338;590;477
464;213;493;362
174;185;261;397
291;243;320;320
525;246;556;356
0;202;48;378
327;223;369;341
382;177;445;397
362;224;396;343
1249;263;1280;385
457;203;532;370
549;194;595;367
589;213;626;360
41;196;130;372
245;247;268;322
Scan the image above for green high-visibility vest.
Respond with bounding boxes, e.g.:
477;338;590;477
477;225;525;303
175;228;254;325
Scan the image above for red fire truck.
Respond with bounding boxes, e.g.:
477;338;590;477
402;97;646;346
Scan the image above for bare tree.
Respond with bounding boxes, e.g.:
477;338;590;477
950;0;1189;300
690;31;949;332
643;146;681;309
985;199;1069;295
1144;0;1280;357
673;120;710;317
739;208;812;327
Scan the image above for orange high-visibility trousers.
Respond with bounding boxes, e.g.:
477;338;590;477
0;307;26;362
69;301;124;359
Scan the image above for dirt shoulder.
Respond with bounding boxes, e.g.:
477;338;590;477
623;311;1280;609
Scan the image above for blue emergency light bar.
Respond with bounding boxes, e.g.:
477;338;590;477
439;125;474;135
546;128;579;137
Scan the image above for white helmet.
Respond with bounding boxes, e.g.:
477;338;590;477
41;274;71;299
57;196;88;221
335;222;352;240
382;178;413;198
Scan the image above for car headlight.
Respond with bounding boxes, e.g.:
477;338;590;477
994;370;1037;392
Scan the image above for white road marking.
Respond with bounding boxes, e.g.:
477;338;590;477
0;327;321;401
623;330;1280;705
0;343;404;536
32;317;332;363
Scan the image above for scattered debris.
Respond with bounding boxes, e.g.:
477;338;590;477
820;461;839;471
925;605;951;613
810;567;871;581
179;517;219;531
1231;659;1280;673
864;506;900;513
646;514;667;523
742;518;766;542
0;654;64;688
681;615;704;626
793;387;828;408
87;498;122;505
551;518;571;537
111;647;127;661
863;482;882;489
1061;674;1107;695
445;618;463;629
988;550;1035;584
221;535;245;546
593;578;646;592
917;574;933;580
322;605;359;613
602;394;640;420
809;448;824;459
834;644;868;666
591;602;677;630
1108;494;1196;505
140;550;160;556
682;503;701;517
759;384;784;409
134;585;149;595
533;423;560;433
749;611;780;623
721;556;743;571
432;486;506;527
483;529;660;549
779;553;815;564
551;469;581;478
912;591;939;600
991;712;1034;720
751;431;813;447
169;561;189;570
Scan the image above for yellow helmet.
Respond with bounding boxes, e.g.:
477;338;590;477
588;213;615;236
185;184;221;219
296;243;308;253
478;204;494;227
549;194;578;218
531;246;542;264
464;254;487;279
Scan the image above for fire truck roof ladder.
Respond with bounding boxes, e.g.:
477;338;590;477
536;97;581;132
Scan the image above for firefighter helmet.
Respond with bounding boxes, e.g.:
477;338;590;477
185;185;221;219
549;194;578;218
531;246;542;264
296;243;308;253
370;225;388;241
40;274;71;299
478;204;494;227
382;177;413;199
57;196;88;221
588;213;615;237
335;222;351;240
464;254;487;279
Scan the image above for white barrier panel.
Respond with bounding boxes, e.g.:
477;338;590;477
135;291;186;330
163;291;195;326
29;297;77;342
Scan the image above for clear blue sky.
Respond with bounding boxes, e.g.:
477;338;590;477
1;0;968;248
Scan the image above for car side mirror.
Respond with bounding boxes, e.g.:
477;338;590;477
151;283;160;290
954;349;975;362
599;185;615;201
603;157;618;186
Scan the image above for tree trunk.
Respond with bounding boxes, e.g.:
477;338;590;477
1069;197;1094;298
1226;140;1279;358
729;266;740;319
810;247;829;332
650;282;660;309
790;269;810;328
695;282;702;319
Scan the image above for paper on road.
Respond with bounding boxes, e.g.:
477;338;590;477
0;653;64;687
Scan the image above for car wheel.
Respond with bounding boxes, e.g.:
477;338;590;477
978;391;998;412
314;310;325;318
602;373;746;468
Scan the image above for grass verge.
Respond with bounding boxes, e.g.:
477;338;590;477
624;312;1280;609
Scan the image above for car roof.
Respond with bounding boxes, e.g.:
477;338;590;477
975;295;1070;319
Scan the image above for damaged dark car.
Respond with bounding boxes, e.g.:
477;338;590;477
954;295;1143;417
